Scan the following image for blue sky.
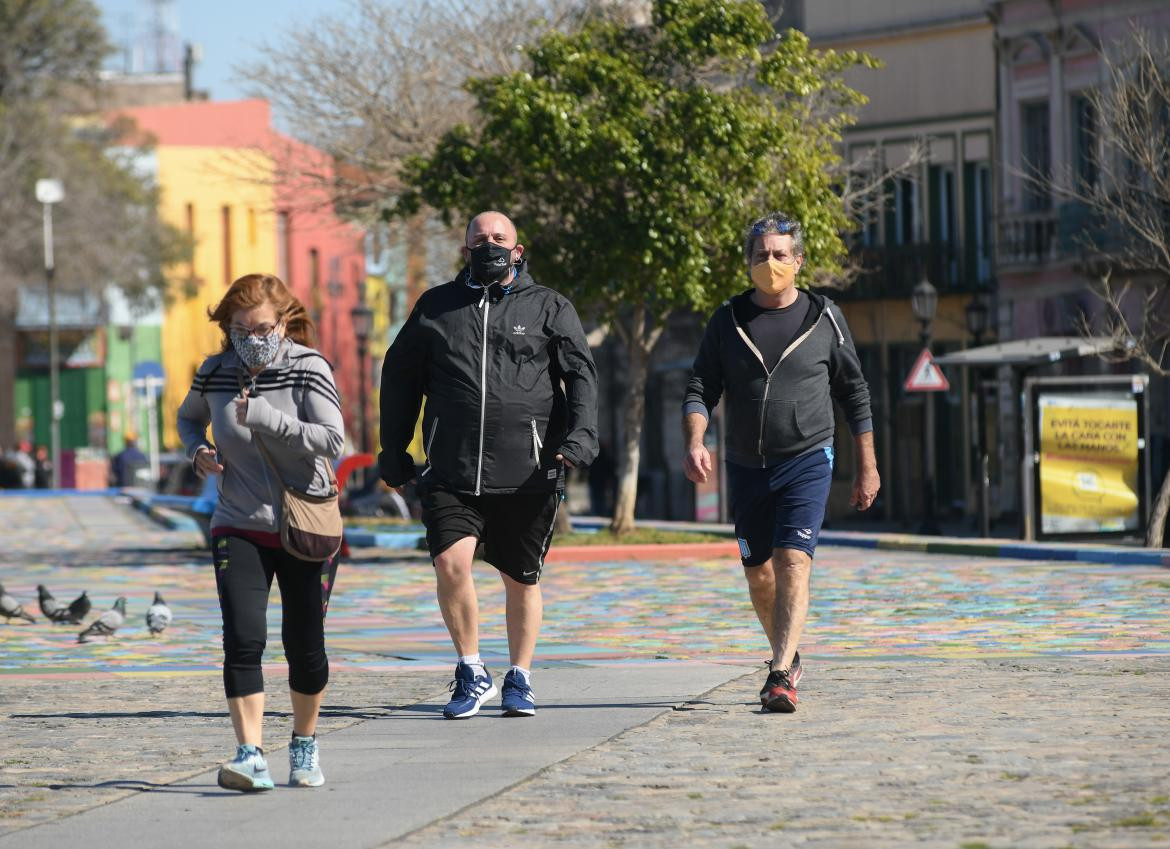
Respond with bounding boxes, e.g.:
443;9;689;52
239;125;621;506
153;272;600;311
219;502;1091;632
95;0;345;102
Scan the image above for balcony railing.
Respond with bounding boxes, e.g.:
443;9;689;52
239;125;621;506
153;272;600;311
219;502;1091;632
997;202;1129;269
998;210;1059;267
831;241;990;301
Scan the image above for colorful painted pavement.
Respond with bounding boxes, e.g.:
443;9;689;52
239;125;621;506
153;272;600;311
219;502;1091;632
2;495;1169;676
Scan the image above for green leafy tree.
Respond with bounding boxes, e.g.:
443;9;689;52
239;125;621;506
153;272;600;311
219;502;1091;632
0;0;192;446
404;0;874;532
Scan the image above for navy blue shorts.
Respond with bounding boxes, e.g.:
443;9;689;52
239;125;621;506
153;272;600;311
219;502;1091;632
727;446;834;566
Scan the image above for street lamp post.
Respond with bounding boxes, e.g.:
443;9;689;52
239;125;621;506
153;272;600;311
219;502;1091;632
36;179;65;489
350;303;374;480
965;294;991;537
911;279;940;534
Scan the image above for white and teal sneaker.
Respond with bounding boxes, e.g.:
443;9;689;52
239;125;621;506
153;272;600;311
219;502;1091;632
288;734;324;787
217;744;275;792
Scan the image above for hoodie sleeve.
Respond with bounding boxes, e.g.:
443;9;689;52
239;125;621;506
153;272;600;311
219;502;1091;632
377;301;426;486
682;309;725;419
243;355;346;458
827;305;873;436
176;359;216;461
551;297;599;468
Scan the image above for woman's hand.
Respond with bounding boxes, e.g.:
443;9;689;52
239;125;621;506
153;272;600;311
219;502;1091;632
193;446;224;479
234;389;249;425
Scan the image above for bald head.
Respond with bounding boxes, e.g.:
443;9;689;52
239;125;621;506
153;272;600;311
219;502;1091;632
465;211;517;248
462;210;525;277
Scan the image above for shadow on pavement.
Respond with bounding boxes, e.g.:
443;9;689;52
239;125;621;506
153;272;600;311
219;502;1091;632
46;780;244;798
9;706;400;720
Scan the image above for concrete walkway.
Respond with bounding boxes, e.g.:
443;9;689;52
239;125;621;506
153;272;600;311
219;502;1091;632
0;663;742;849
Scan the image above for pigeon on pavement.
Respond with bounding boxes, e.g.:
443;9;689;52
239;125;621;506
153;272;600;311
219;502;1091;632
67;590;92;623
146;592;172;635
78;597;127;642
38;585;75;623
1;581;36;624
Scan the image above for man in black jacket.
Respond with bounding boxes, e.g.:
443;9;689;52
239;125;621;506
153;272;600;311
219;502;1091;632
682;211;880;714
379;210;598;719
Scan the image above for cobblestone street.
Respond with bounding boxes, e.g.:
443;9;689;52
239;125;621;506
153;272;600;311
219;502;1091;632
2;495;1169;848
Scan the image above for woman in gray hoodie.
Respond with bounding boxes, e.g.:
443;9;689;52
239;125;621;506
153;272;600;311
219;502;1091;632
177;273;345;792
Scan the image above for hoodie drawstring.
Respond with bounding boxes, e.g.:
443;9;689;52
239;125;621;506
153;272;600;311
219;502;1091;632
824;306;846;346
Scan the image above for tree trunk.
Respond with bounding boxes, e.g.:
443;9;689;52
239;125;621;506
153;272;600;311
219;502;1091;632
1146;466;1170;548
610;305;663;535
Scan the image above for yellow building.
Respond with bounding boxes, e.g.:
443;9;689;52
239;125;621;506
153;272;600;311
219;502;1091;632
119;101;277;446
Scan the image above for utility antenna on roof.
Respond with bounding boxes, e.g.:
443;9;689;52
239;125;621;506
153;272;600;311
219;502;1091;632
145;0;181;73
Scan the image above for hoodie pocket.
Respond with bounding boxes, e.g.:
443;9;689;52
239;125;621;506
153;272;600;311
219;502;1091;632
761;399;802;453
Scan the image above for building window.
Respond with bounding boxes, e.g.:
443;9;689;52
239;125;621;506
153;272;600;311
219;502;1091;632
891;177;918;246
309;247;321;326
973;163;992;283
277;211;290;281
1071;92;1097;190
929;165;957;287
185;202;196;281
1020;101;1051;210
222;205;232;286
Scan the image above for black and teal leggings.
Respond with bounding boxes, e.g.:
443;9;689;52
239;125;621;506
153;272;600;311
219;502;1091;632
212;535;339;699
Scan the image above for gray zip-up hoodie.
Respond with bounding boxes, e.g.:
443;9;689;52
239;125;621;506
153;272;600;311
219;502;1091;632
176;340;345;533
683;290;872;467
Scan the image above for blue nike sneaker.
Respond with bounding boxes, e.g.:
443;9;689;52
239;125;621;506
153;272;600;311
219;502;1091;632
444;662;498;719
501;669;536;717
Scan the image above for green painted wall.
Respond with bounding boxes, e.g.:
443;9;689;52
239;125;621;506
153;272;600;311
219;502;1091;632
12;323;163;455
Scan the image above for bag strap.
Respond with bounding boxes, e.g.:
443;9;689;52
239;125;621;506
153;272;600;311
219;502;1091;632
237;371;338;493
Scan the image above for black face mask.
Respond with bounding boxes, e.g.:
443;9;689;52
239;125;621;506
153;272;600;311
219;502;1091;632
469;242;515;285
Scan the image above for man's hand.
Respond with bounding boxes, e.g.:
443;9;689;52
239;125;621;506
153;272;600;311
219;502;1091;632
193;446;224;479
233;389;249;425
683;442;713;484
850;465;880;511
555;453;575;469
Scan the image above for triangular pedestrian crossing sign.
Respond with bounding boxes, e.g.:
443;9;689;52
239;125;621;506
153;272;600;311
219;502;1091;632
903;347;950;392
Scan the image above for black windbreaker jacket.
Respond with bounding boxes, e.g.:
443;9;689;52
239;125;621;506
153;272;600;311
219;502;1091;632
378;261;599;495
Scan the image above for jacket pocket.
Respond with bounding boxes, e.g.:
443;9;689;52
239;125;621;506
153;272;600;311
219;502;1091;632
530;418;543;468
762;399;801;453
421;417;439;477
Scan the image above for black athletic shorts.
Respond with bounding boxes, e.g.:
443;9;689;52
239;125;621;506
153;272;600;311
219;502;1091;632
420;485;561;585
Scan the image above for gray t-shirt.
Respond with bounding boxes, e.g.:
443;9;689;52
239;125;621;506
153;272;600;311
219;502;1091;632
733;290;812;371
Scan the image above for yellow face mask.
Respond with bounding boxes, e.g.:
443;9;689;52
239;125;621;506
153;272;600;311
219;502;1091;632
750;259;797;296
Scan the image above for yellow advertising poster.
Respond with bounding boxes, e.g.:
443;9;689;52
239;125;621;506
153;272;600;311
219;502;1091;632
1038;394;1139;534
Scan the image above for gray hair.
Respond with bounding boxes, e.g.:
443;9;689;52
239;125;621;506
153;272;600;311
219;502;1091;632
743;212;804;266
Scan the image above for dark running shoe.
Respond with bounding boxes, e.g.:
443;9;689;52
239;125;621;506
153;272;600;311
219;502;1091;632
500;669;536;717
789;650;803;686
761;656;801;713
765;651;803;685
444;662;498;719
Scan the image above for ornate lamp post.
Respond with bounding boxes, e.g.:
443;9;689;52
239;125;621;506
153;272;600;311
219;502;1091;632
349;303;374;461
965;293;989;347
36;178;64;488
911;279;940;534
966;293;991;536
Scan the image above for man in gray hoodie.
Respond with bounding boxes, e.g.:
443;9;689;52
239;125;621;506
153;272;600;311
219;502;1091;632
682;211;880;713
